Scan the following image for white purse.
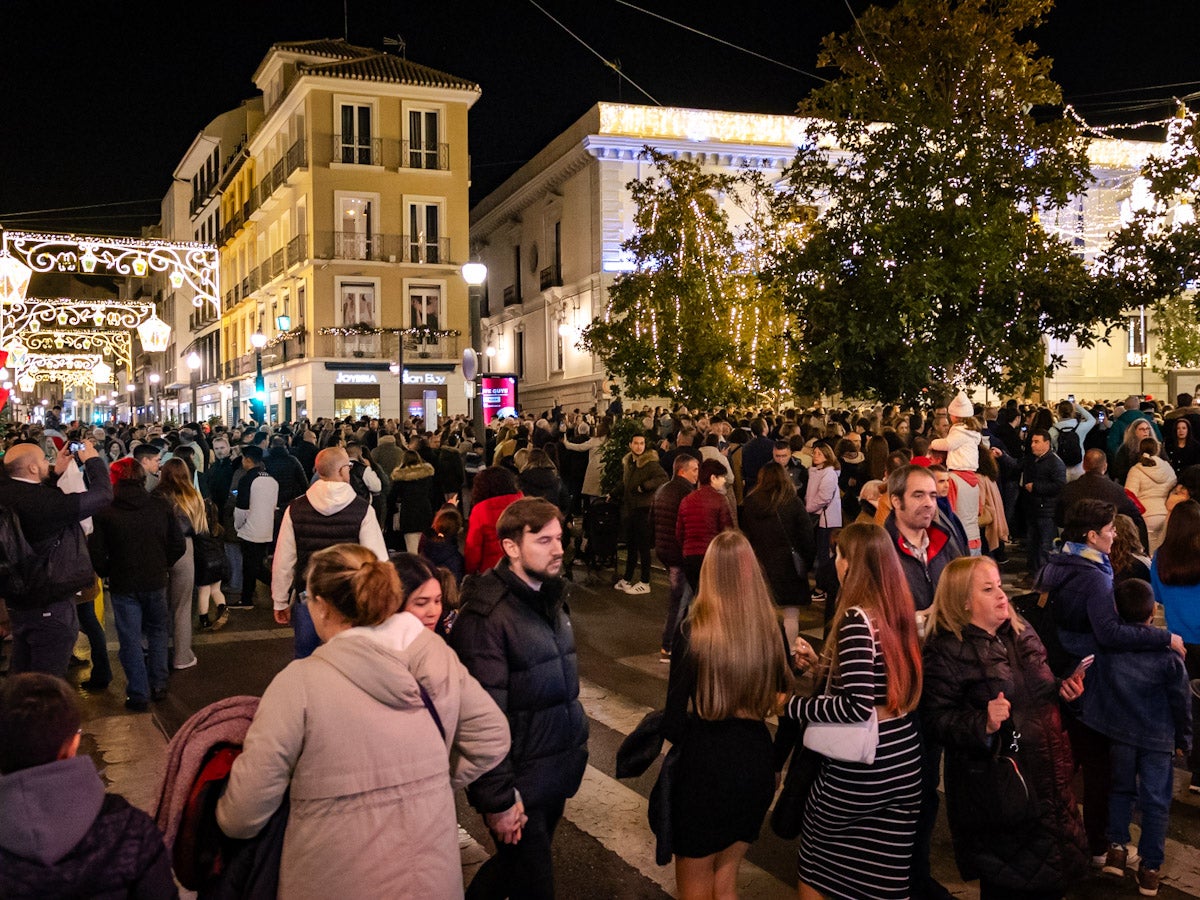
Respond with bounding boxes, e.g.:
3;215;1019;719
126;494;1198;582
802;606;880;765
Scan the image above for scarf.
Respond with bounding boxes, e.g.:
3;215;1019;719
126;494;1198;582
1059;540;1113;576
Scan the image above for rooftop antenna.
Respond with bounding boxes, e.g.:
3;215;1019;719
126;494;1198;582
608;58;622;101
343;0;349;41
384;35;407;58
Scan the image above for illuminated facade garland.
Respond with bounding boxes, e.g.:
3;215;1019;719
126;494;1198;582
317;325;461;338
24;330;133;366
0;230;219;311
6;298;157;336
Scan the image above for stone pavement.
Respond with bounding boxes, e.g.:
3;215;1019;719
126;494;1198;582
25;551;1200;898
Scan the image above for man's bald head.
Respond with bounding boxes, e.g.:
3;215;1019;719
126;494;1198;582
315;447;350;482
4;444;46;478
1082;448;1108;475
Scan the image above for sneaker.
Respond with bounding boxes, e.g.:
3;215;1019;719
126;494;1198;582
659;648;671;664
79;679;110;692
811;589;827;601
226;599;255;610
1191;771;1200;795
1091;853;1108;869
198;613;212;630
613;579;633;592
627;582;651;595
1137;865;1160;896
1102;843;1128;876
124;697;149;712
173;657;198;671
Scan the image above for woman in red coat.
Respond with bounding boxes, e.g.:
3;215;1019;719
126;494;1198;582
676;458;736;592
464;466;523;574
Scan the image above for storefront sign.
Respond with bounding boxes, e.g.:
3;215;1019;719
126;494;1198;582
335;372;379;385
481;374;519;425
403;371;447;385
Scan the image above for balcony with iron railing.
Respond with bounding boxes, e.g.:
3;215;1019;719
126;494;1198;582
313;231;451;265
332;134;384;167
400;141;450;171
540;266;563;291
287;233;308;268
503;285;520;307
312;330;460;361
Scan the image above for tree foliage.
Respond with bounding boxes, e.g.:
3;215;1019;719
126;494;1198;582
580;150;792;409
1097;106;1200;373
767;0;1122;403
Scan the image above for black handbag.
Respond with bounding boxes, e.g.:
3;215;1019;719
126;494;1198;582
947;722;1037;828
193;533;230;586
1011;590;1071;677
770;737;822;840
616;709;666;779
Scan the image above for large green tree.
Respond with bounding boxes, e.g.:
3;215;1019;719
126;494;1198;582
1098;106;1200;373
768;0;1121;403
580;150;793;408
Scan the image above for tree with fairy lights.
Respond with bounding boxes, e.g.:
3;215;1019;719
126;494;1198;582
768;0;1122;403
1098;106;1200;373
580;150;793;408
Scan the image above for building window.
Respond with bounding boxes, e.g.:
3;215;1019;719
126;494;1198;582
408;285;443;330
407;202;442;263
337;195;375;259
339;103;373;165
408;109;441;169
340;281;379;357
555;328;565;373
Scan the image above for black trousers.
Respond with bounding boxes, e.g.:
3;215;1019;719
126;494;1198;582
239;539;272;605
623;507;653;583
8;598;79;679
1066;714;1111;856
466;798;565;900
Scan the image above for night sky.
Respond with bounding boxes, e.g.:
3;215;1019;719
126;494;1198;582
2;0;1198;235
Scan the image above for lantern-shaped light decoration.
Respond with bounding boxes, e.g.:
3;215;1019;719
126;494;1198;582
0;252;32;306
7;340;27;369
137;312;171;353
131;256;148;277
93;361;113;385
169;268;185;289
80;247;98;273
18;374;34;393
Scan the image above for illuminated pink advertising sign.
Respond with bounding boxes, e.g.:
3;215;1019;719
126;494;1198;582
480;374;519;425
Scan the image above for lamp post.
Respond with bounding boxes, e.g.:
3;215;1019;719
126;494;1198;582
149;372;160;421
250;322;267;425
461;260;488;424
186;351;201;421
126;382;135;424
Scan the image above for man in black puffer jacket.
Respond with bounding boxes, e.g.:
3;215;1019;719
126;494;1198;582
451;497;588;900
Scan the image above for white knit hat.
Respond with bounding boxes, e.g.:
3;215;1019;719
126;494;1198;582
947;390;973;418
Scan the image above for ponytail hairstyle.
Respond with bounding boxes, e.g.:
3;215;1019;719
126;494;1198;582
823;522;922;715
305;543;401;627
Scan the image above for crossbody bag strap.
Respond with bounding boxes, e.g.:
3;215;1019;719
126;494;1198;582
820;606;876;698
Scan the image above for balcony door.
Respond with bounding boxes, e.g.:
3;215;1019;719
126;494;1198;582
408;202;441;263
339;103;373;165
338;195;374;260
339;281;380;358
408;109;440;169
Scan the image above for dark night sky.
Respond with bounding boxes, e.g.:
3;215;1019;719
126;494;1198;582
2;0;1198;235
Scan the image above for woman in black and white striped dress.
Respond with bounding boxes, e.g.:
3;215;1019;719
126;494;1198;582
786;522;924;900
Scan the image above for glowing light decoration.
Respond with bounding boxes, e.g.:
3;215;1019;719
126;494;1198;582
0;252;32;306
169;268;185;289
24;330;133;366
0;230;219;311
18;374;33;392
5;298;157;336
136;313;171;353
92;360;113;384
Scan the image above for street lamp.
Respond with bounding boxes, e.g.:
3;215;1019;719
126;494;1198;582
148;373;160;421
250;322;267;424
461;260;488;424
186;351;201;421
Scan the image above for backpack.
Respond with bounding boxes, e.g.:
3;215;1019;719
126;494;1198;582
0;505;37;598
1057;424;1083;467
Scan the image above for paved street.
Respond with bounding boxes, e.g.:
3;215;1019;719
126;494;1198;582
57;558;1200;899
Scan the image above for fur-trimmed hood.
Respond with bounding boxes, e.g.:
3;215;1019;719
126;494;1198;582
391;461;435;482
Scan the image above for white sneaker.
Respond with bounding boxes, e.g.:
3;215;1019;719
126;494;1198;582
613;579;633;592
627;582;651;595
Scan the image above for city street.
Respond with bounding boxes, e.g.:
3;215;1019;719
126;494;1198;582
57;552;1200;900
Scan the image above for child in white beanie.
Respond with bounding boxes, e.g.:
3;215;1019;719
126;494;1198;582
930;390;981;472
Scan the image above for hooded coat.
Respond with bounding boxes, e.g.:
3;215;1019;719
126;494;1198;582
922;621;1087;893
1124;458;1177;551
0;756;177;899
389;461;437;535
217;613;510;900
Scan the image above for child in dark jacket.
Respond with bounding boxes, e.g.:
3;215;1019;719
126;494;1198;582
1092;579;1192;897
0;673;177;899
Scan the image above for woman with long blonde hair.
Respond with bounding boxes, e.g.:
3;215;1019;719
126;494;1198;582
923;556;1086;899
784;522;923;900
155;458;225;640
662;530;791;899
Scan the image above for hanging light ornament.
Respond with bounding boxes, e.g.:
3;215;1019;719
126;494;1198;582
17;374;33;393
131;256;148;277
169;268;185;289
0;251;32;306
92;361;113;385
136;312;171;353
80;247;98;273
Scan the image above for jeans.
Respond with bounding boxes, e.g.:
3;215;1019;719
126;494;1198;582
292;599;320;659
467;798;565;900
1185;644;1200;774
110;588;169;703
222;541;243;594
76;597;112;685
1027;512;1057;576
240;539;271;605
8;599;79;678
623;507;652;584
1107;741;1174;869
661;565;692;653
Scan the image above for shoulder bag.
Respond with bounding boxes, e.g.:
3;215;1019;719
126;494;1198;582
802;606;880;764
775;508;806;578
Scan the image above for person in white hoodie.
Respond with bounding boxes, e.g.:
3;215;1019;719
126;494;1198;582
272;447;388;659
232;445;279;610
931;391;984;555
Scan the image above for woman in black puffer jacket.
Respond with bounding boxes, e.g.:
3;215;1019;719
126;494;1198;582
517;449;571;517
922;556;1088;900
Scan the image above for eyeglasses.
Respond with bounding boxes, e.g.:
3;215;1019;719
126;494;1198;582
339;463;352;471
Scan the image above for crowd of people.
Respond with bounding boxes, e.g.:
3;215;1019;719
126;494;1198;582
0;384;1198;898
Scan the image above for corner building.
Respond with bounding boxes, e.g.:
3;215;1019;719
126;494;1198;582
218;39;479;423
